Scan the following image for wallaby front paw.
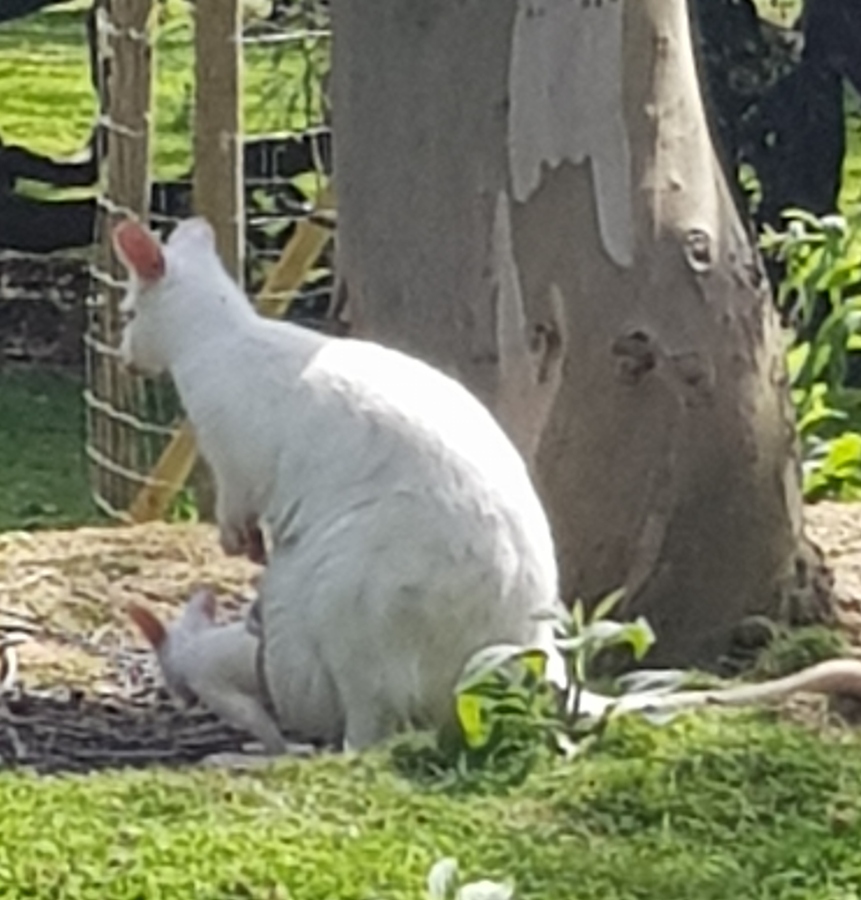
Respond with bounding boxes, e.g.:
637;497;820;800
219;523;245;557
245;524;267;564
219;520;267;564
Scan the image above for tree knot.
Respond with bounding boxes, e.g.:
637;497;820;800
684;228;714;273
612;330;657;384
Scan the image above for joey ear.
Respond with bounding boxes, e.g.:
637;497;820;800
185;585;218;622
112;219;166;283
167;216;216;252
127;602;168;649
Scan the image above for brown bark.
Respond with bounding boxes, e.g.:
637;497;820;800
329;0;832;667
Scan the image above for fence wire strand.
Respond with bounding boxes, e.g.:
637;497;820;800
85;0;332;521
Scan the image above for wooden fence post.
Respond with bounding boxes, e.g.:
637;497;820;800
193;0;244;282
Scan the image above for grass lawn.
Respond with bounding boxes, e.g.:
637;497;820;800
0;0;327;181
0;366;97;531
2;712;861;899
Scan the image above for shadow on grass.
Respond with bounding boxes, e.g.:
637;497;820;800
0;365;100;531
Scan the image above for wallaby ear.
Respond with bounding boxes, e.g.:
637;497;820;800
167;216;216;253
112;219;166;283
184;585;218;624
127;602;168;649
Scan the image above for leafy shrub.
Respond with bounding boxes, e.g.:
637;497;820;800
448;592;696;778
762;209;861;499
446;590;851;787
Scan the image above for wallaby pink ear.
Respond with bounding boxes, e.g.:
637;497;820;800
127;602;168;648
112;219;166;283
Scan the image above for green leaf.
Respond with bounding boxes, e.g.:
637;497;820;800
554;635;590;654
783;207;832;230
829;432;861;465
571;600;586;634
455;693;489;749
622;617;657;660
579;620;630;644
786;342;811;384
589;587;626;624
616;668;691;695
456;644;545;694
518;648;549;681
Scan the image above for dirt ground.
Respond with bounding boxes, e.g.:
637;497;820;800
805;502;861;644
1;504;861;773
0;522;262;773
0;521;259;686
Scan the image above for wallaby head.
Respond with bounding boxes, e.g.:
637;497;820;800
111;216;252;376
127;585;219;704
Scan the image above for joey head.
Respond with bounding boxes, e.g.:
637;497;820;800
127;586;286;755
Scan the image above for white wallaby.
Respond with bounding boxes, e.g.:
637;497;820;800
127;586;287;754
112;216;566;751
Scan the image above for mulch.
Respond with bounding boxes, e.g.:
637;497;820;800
1;503;861;775
0;521;262;774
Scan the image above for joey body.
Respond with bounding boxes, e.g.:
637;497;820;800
113;217;566;750
128;589;286;754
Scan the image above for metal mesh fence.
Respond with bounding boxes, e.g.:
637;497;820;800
84;0;333;522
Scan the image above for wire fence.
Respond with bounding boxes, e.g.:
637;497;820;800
84;0;333;522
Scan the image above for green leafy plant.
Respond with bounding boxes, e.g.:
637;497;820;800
167;486;199;523
451;590;672;770
761;209;861;499
553;589;654;722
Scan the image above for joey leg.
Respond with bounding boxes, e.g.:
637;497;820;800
200;752;276;770
201;741;315;770
201;689;287;755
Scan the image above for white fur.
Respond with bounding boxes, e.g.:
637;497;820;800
138;591;287;754
117;217;566;750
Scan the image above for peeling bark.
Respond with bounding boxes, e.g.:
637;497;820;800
330;0;832;666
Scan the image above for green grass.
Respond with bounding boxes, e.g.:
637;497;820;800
0;7;95;163
0;367;97;531
1;712;860;898
841;89;861;213
0;0;328;180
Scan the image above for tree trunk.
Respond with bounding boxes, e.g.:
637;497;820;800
330;0;832;666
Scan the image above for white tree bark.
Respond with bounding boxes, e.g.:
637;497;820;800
330;0;830;665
